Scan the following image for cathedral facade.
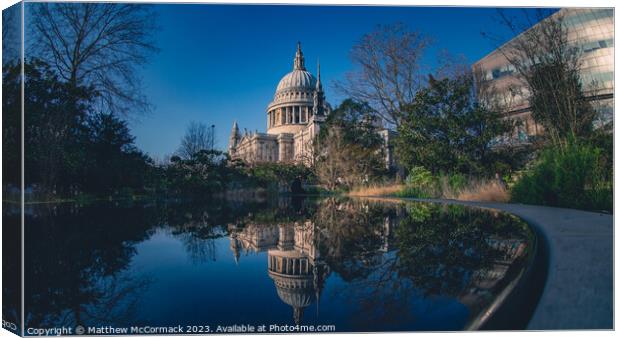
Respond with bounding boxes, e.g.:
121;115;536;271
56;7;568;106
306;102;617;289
228;43;331;165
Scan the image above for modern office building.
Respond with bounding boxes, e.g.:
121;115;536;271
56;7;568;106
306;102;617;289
473;8;614;142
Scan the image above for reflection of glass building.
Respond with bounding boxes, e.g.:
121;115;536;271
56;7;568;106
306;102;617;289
473;8;614;141
458;236;529;328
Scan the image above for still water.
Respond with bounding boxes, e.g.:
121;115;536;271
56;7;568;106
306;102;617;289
15;197;534;333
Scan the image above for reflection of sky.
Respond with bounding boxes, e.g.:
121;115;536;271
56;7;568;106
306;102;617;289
128;227;467;331
129;228;292;327
125;5;546;158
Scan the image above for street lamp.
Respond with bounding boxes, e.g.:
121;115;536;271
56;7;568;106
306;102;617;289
211;124;215;150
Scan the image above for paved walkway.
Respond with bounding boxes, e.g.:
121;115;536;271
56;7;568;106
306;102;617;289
409;199;614;330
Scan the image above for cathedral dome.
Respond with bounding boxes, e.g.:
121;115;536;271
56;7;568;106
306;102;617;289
271;42;317;103
276;70;316;94
265;42;328;137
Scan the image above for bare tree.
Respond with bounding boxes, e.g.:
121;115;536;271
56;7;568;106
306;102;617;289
315;129;347;190
2;3;21;66
483;9;597;147
435;49;470;81
30;3;158;116
177;121;215;160
335;23;431;127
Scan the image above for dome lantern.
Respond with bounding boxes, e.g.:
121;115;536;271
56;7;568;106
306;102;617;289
293;41;306;71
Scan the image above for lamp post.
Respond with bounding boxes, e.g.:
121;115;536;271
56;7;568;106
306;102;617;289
210;124;215;150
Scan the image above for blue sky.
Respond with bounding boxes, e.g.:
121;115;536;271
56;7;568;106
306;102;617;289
130;5;545;159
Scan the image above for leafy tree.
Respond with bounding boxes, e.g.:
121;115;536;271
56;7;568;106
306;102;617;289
315;99;388;189
166;149;237;197
319;99;384;148
396;74;514;176
3;59;156;198
8;60;94;194
83;112;152;195
246;162;312;190
528;62;596;142
2;61;23;190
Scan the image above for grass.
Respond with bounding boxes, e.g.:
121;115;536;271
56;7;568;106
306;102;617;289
347;178;509;203
455;180;509;203
347;184;406;197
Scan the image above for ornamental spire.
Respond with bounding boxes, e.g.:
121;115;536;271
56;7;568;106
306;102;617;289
293;41;306;71
316;59;322;91
228;120;240;154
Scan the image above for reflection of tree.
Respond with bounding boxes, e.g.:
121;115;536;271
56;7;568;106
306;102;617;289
310;199;530;329
309;199;417;329
23;196;531;331
312;198;394;282
346;271;418;331
394;203;526;297
51;272;152;328
2;204;21;329
25;202;155;328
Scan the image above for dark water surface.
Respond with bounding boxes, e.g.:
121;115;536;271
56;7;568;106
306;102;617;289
17;197;534;334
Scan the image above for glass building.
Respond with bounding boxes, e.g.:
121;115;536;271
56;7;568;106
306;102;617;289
473;8;614;142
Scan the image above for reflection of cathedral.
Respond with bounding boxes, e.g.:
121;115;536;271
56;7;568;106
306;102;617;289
228;221;330;324
226;201;532;329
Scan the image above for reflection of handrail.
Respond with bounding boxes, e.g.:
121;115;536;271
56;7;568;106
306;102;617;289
475;217;547;330
462;234;534;330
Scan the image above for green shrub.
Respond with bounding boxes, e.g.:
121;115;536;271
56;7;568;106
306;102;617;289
441;172;467;195
405;166;435;187
397;167;436;198
511;142;612;212
397;167;471;199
